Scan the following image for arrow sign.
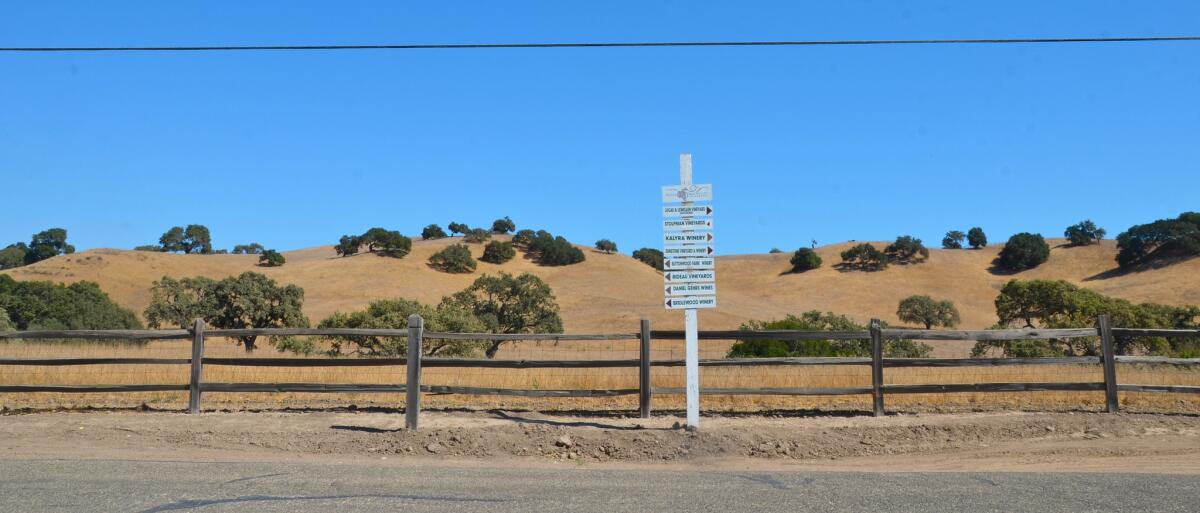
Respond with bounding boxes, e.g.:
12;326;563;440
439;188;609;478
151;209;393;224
663;218;713;231
664;246;714;257
663;257;714;270
665;296;717;310
664;271;716;283
666;283;717;297
663;232;714;244
662;184;713;203
663;205;713;217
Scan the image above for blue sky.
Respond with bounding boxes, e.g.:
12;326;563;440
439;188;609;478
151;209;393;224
1;1;1197;255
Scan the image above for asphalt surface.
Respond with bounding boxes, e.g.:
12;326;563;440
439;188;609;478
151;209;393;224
2;459;1198;513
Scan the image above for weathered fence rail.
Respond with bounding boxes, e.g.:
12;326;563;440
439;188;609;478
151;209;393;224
1;314;1198;429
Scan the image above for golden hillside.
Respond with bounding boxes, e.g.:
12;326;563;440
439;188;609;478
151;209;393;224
3;237;1198;332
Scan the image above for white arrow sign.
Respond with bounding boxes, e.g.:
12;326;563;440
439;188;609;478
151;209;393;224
662;257;714;270
663;205;713;217
666;283;717;297
663;218;713;231
662;184;713;203
664;245;714;257
664;271;716;283
665;296;716;310
663;232;714;244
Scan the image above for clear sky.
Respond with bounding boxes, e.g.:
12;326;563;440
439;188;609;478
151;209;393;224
1;1;1197;255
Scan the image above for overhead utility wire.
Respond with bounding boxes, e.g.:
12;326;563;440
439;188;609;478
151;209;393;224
2;36;1198;52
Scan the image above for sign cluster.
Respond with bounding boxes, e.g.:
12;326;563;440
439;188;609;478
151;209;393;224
661;184;716;310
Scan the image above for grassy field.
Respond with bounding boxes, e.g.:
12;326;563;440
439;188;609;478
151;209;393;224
2;337;1197;414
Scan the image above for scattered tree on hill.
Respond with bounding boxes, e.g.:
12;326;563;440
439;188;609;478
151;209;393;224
967;227;988;249
1064;220;1106;246
360;228;412;257
789;248;822;272
132;245;162;252
232;243;265;255
480;241;516;264
511;229;536;248
258;249;285;267
524;230;585;266
159;225;212;254
447;222;469;236
491;217;516;234
335;235;361;257
942;230;966;249
0;243;27;269
0;275;141;331
727;311;931;358
896;295;961;329
839;243;887;271
309;299;487;357
632;248;664;271
463;228;492;244
21;228;76;265
439;272;563;358
144;272;308;352
768;248;782;254
997;232;1050;272
429;244;477;273
422;224;448;240
885;235;929;264
594;239;618;254
1115;212;1200;269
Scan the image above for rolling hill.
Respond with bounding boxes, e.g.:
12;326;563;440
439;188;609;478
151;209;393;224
3;237;1198;333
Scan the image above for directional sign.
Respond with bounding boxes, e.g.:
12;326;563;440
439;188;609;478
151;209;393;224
666;283;717;297
663;205;713;217
663;218;713;231
665;296;716;310
662;257;714;270
663;245;714;257
663;232;714;245
663;270;716;283
662;184;713;203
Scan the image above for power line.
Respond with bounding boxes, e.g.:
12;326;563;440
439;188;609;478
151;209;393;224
2;36;1199;53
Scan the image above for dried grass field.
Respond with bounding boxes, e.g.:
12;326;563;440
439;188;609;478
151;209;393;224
2;337;1197;414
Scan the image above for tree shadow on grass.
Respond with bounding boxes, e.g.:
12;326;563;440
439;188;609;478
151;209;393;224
1084;253;1198;282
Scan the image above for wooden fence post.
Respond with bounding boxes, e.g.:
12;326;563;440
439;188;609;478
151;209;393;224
406;314;424;430
188;319;205;414
639;319;652;419
870;318;885;417
1098;314;1119;413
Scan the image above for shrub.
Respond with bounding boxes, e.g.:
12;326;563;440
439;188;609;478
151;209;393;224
232;243;265;255
463;228;492;244
258;249;285;267
491;217;516;234
727;311;931;358
1064;219;1106;246
429;244;477;273
314;299;488;357
144;272;308;352
421;224;448;240
885;235;929;264
967;227;988;249
997;232;1050;271
594;239;618;254
896;295;960;329
1115;212;1200;268
789;248;822;272
839;243;887;271
942;230;965;249
440;272;563;357
480;241;516;264
632;248;664;271
524;231;585;266
0;276;141;331
768;248;782;254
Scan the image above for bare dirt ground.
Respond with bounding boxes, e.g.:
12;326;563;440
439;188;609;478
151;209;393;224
2;409;1198;473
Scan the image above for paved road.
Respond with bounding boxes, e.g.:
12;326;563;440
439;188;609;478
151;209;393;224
2;458;1197;512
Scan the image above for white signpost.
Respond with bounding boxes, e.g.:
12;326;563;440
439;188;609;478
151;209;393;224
662;153;713;430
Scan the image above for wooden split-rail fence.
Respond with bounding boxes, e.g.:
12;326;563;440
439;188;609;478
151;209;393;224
0;314;1197;429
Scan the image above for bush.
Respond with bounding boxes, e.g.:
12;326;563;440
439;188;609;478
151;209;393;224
632;248;664;271
232;243;265;255
942;230;965;249
480;241;516;264
789;248;822;272
896;295;960;329
1115;212;1200;268
440;272;563;357
768;248;782;254
1064;219;1106;246
491;217;516;234
0;276;141;331
967;227;988;249
524;231;585;266
429;244;477;273
314;299;488;357
839;243;887;271
595;239;618;254
258;249;285;267
463;228;492;244
997;232;1050;271
422;224;448;240
727;311;931;358
885;235;929;264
